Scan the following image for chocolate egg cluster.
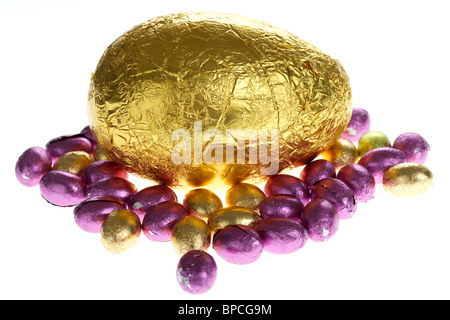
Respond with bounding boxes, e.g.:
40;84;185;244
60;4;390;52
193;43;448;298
15;107;433;294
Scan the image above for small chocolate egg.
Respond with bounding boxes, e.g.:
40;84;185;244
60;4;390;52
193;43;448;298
337;163;376;202
100;209;141;254
341;108;371;142
86;177;137;205
183;188;223;220
358;147;407;184
81;160;129;185
225;183;266;210
80;125;98;147
185;164;217;187
212;225;263;265
93;144;112;161
208;206;261;232
129;185;178;221
301;198;339;242
142;201;188;242
171;216;211;256
392;132;430;164
39;170;86;207
357;131;391;157
300;159;336;188
264;174;309;206
46;134;94;163
15;146;52;187
258;194;303;219
255;217;308;254
321;139;357;169
177;250;217;295
53;151;92;177
310;178;357;220
73;195;126;233
382;162;433;197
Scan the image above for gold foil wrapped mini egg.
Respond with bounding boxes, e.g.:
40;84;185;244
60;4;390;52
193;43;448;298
87;12;352;190
183;188;223;220
358;131;391;157
171;216;211;256
321;138;357;169
93;144;112;161
185;164;217;187
208;206;261;232
226;183;266;210
100;209;141;254
382;163;433;197
53;151;92;176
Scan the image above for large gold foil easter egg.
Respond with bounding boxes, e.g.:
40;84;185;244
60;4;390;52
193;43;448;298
88;12;352;189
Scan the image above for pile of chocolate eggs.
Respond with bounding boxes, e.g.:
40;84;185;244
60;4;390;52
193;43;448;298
15;107;433;294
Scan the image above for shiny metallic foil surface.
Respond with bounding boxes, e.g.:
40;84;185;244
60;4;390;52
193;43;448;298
171;216;211;256
88;12;352;189
382;163;433;198
100;209;141;254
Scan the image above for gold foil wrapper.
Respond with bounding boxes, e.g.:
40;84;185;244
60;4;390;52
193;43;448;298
321;139;357;169
88;12;352;189
382;163;433;197
53;151;92;176
225;183;266;210
100;209;141;254
183;188;223;220
93;144;112;161
171;216;211;256
208;206;261;233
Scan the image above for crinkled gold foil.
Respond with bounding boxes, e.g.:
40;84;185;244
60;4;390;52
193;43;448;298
171;216;211;256
100;209;141;254
382;163;433;198
225;183;266;210
53;151;92;176
208;206;261;233
88;12;352;189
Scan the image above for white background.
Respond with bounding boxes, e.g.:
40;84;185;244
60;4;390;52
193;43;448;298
1;0;449;300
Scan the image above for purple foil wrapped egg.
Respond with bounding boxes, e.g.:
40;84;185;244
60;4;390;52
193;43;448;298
39;170;86;207
264;174;309;206
392;132;430;164
177;250;217;294
255;217;308;254
258;194;303;219
301;198;339;242
129;185;178;221
142;201;188;242
81;160;129;185
358;147;407;184
15;146;52;187
46;134;94;163
337;163;376;202
73;195;126;233
310;178;357;220
213;225;263;265
300;159;336;188
80;125;98;147
86;177;137;206
341;108;371;142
